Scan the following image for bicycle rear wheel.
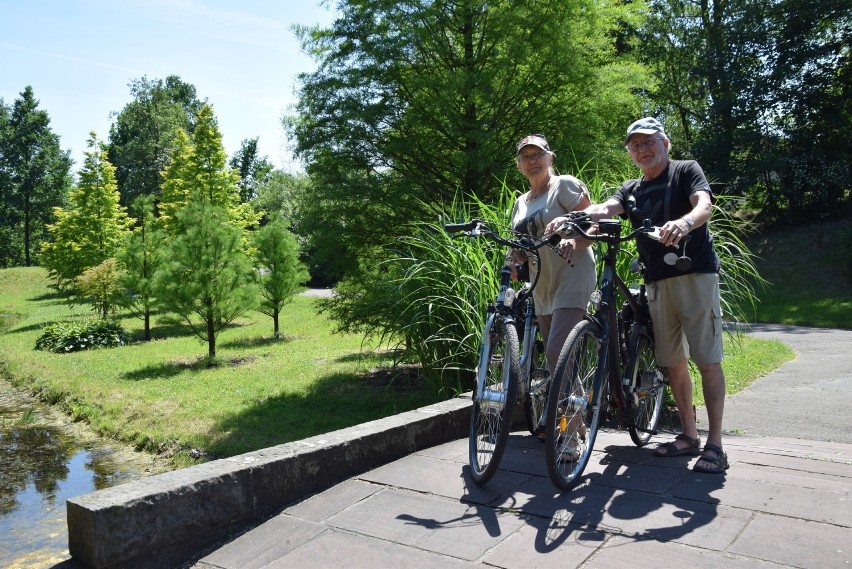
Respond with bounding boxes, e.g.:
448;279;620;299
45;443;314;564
469;316;519;485
523;323;549;435
545;319;605;491
627;331;666;446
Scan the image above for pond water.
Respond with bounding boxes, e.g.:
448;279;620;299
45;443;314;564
0;380;169;569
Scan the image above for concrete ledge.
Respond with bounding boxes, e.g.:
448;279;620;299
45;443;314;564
67;395;471;569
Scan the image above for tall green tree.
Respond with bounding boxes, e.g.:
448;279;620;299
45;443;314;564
159;104;259;235
107;75;203;206
155;103;259;357
40;133;132;291
638;0;775;192
229;137;274;203
117;195;165;341
154;200;257;358
253;170;309;227
637;0;850;218
0;86;72;267
251;219;309;337
766;0;851;217
288;0;646;282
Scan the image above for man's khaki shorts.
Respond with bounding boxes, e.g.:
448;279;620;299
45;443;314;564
646;272;723;367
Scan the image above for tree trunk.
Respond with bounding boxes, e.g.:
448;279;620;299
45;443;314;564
207;303;216;357
273;308;280;337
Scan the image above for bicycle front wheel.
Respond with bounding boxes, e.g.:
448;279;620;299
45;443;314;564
545;319;605;491
469;316;519;485
522;323;549;435
627;331;666;446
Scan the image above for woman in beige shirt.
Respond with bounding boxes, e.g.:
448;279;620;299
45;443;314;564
510;134;596;379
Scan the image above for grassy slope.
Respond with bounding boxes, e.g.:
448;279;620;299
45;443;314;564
743;217;851;329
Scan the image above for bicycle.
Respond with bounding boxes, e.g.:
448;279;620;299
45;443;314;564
444;219;559;484
543;215;676;491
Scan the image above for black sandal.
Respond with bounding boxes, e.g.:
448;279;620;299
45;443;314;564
693;443;729;474
653;433;702;457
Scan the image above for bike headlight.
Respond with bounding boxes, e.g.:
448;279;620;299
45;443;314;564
589;289;602;308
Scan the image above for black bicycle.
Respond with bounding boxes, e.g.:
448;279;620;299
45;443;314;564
544;215;673;491
444;219;558;484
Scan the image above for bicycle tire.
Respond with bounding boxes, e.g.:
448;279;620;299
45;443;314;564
522;323;549;435
627;331;666;446
469;316;519;484
544;319;605;491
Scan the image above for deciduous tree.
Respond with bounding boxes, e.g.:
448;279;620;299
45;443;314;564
229;137;273;203
107;75;203;206
288;0;646;281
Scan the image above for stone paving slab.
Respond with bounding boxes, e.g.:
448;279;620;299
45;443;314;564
728;513;851;568
195;428;851;569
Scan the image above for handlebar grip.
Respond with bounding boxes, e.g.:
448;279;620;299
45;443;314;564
444;220;480;233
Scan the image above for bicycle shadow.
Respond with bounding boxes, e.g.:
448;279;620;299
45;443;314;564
396;466;506;537
499;439;725;553
390;433;724;555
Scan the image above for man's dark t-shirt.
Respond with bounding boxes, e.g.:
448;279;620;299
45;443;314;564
613;160;720;282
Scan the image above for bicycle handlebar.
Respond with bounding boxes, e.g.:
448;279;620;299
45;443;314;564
443;219;559;254
554;215;655;244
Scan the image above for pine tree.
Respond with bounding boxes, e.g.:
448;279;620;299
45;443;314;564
155;104;259;357
158;103;260;236
252;219;309;337
117;195;164;340
154;200;257;357
40;133;132;291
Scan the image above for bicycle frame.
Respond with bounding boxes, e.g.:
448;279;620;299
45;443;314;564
566;219;657;428
444;218;559;484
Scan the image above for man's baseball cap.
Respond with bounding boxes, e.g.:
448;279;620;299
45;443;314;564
624;117;666;144
516;134;550;155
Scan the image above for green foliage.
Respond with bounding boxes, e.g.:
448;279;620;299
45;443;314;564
154;200;258;357
1;267;435;464
320;184;518;396
107;75;203;207
35;318;130;353
322;163;768;395
159;104;260;235
116;195;164;340
251;219;310;337
39;133;132;291
289;0;647;283
75;258;123;319
0;86;73;267
229;137;273;203
636;0;850;217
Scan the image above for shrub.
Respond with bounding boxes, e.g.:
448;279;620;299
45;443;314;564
35;319;130;353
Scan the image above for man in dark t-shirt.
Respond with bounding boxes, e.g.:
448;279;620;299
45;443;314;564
547;117;729;475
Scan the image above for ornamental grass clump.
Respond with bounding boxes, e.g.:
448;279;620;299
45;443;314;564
35;319;130;353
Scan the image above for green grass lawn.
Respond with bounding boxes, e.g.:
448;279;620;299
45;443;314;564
0;267;435;467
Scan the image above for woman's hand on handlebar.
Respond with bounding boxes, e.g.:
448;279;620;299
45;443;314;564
557;238;576;263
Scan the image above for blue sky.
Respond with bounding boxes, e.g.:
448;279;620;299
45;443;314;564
1;0;337;172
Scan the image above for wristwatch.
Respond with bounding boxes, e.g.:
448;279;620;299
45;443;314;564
683;214;694;228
